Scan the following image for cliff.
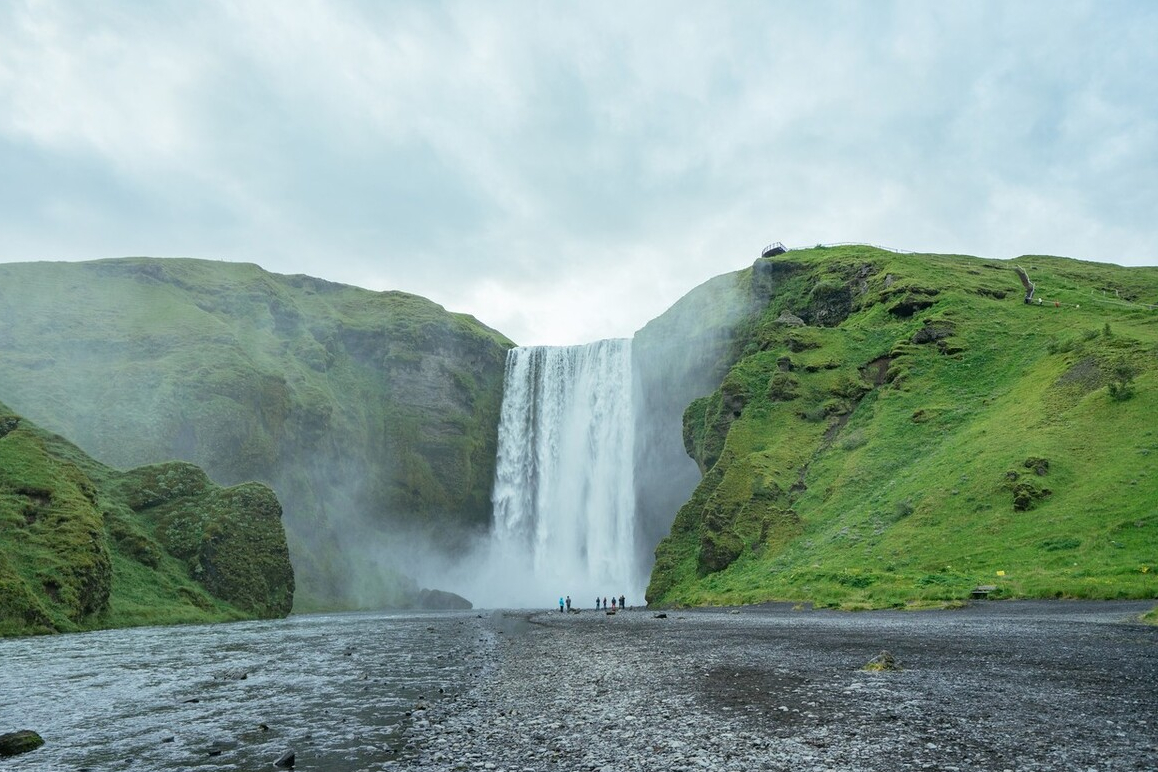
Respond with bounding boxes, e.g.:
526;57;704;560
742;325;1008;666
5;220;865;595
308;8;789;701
631;270;758;572
0;402;292;636
646;246;1158;607
0;258;513;610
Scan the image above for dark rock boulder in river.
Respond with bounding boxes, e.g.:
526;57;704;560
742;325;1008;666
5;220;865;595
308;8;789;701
0;730;45;756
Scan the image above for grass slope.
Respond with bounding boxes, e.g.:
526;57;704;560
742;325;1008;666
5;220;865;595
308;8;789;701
0;402;292;637
647;246;1158;609
0;258;513;610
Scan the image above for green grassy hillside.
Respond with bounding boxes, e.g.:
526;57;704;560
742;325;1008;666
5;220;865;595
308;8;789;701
1;402;292;636
0;258;513;610
647;246;1158;608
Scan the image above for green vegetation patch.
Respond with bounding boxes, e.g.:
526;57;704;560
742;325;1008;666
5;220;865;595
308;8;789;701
0;402;292;637
648;247;1158;609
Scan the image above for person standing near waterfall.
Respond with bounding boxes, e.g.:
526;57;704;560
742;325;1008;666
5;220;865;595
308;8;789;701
559;597;564;613
565;596;571;612
619;594;625;611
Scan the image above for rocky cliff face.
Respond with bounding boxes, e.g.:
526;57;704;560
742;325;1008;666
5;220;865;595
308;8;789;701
0;403;292;636
631;269;759;574
0;258;513;610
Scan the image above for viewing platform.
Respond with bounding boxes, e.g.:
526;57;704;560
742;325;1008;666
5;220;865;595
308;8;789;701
761;242;787;258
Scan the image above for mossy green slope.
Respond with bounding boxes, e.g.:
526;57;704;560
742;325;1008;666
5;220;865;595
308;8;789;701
0;258;514;610
647;246;1158;608
0;402;292;637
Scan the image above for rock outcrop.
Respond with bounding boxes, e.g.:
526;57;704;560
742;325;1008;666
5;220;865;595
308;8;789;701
0;730;44;757
0;401;293;636
413;588;473;610
631;270;759;578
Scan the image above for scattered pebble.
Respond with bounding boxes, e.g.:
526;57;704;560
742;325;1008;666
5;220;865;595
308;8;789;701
399;603;1158;771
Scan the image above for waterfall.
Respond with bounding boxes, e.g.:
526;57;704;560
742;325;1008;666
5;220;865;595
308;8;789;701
483;339;640;608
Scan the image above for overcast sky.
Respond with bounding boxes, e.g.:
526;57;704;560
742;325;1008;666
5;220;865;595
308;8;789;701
2;2;1155;345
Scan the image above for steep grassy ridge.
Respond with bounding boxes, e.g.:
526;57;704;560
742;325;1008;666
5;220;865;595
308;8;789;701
647;246;1158;608
0;402;292;636
0;258;513;610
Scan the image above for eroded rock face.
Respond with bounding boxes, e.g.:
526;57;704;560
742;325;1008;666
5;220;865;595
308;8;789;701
120;463;293;618
911;320;955;344
632;269;759;582
775;312;806;327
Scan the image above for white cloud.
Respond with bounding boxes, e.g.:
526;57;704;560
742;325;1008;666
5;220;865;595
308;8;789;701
1;0;1155;344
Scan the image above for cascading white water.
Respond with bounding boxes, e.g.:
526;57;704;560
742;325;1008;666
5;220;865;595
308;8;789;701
482;339;640;608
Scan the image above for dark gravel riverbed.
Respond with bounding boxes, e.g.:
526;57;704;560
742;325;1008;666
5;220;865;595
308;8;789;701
402;601;1158;772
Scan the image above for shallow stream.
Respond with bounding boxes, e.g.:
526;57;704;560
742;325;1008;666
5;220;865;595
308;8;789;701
0;610;491;771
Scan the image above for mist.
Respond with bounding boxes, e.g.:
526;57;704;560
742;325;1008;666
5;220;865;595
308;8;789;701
424;265;761;610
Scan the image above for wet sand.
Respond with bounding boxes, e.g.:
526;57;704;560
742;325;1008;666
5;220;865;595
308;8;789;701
402;601;1158;771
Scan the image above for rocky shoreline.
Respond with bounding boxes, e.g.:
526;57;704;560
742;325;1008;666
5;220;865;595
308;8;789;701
399;601;1158;771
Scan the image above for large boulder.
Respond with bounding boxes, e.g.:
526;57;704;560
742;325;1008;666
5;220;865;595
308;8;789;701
415;588;472;610
0;730;45;757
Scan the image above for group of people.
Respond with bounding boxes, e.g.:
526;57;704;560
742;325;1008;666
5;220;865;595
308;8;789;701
557;595;627;612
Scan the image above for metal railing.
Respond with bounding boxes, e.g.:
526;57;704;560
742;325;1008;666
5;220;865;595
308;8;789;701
759;241;919;257
795;241;918;254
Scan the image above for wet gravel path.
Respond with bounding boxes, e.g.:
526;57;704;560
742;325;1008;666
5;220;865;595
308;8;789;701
401;601;1158;771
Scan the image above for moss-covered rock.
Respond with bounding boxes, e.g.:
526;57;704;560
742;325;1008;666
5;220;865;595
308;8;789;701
0;730;45;757
0;402;293;636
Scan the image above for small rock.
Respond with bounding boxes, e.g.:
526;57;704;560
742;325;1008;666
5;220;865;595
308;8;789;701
863;650;901;671
274;749;295;767
0;730;45;757
775;311;806;327
206;739;236;757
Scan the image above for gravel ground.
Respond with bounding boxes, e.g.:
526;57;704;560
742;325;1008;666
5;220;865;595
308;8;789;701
399;601;1158;772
